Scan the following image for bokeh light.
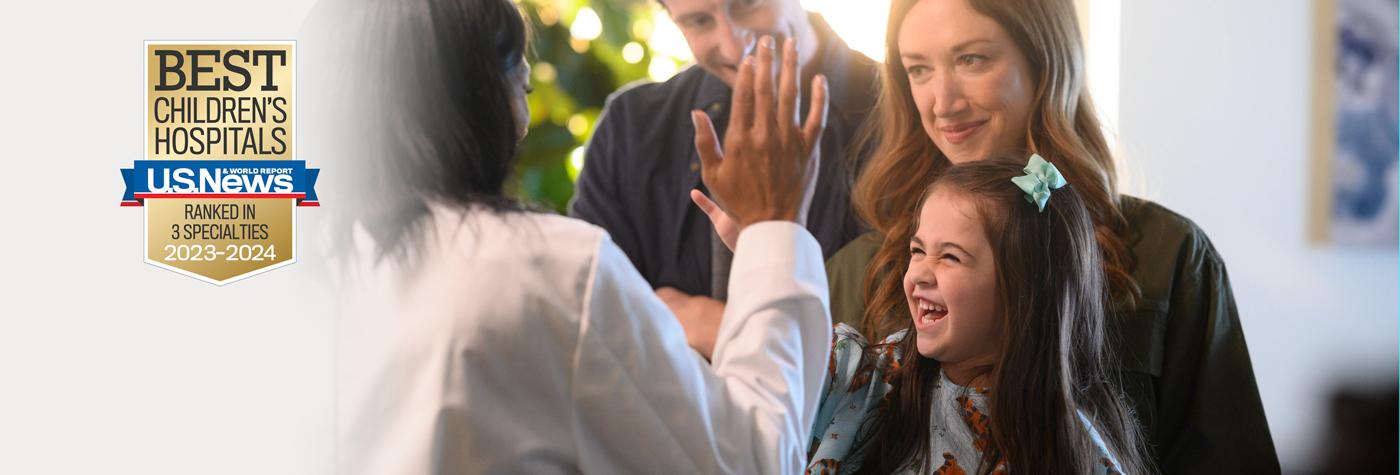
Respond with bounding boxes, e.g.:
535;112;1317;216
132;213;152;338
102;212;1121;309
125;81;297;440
567;146;586;182
622;41;645;64
569;6;602;41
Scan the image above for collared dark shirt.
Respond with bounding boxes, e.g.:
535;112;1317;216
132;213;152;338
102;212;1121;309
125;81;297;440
570;14;879;298
824;196;1281;473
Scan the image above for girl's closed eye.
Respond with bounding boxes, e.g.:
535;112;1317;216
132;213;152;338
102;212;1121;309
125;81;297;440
939;253;960;264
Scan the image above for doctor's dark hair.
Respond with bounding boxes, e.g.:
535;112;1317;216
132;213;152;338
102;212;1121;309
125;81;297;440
321;0;530;264
848;158;1151;475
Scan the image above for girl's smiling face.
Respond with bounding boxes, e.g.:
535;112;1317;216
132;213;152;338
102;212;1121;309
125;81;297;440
904;186;1002;381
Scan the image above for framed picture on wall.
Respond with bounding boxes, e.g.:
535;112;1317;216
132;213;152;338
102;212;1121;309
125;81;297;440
1310;0;1398;247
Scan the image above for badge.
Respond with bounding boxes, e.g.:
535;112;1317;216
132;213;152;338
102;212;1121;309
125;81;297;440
121;42;318;285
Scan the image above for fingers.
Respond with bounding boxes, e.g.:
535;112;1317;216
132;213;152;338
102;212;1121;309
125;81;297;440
752;35;775;136
776;37;798;136
691;189;738;253
728;55;755;139
690;189;724;222
692;110;722;172
802;74;830;155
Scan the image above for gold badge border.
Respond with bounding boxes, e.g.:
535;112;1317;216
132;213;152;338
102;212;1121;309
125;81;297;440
140;40;301;286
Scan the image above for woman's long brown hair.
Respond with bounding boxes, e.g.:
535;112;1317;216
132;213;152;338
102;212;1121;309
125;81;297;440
850;159;1151;475
851;0;1140;341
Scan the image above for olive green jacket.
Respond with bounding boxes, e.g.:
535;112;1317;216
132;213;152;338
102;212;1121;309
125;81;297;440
824;195;1279;474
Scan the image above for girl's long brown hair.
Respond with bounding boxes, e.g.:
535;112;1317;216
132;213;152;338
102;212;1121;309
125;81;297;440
851;0;1140;341
850;159;1151;475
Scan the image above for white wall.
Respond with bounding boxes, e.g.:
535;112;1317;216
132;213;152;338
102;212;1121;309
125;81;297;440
1118;0;1397;471
0;2;330;474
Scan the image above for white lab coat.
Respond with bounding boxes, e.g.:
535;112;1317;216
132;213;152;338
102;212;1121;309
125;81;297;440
335;206;831;474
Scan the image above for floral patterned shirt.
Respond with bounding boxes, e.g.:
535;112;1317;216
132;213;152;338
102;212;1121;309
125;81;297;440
805;324;1125;474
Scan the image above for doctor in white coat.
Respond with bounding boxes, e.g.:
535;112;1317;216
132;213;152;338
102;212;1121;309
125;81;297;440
319;0;835;473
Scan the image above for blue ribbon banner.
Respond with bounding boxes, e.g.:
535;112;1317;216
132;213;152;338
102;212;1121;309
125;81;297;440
121;160;320;207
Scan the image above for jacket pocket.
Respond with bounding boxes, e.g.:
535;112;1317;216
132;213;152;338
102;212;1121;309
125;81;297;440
1115;308;1167;377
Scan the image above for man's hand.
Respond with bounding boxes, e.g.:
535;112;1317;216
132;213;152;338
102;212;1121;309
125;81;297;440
691;35;829;231
656;287;725;360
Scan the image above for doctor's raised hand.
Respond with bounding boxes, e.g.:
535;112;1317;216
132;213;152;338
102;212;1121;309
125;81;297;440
690;35;829;244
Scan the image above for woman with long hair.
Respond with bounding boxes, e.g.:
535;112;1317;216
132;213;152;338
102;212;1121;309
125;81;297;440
828;0;1277;471
310;0;836;472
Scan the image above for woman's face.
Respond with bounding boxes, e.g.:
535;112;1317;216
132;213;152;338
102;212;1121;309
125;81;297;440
904;187;1001;372
897;0;1035;164
507;58;532;141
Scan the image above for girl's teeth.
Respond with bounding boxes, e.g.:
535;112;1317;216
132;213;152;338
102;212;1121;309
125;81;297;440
916;299;947;323
917;300;945;313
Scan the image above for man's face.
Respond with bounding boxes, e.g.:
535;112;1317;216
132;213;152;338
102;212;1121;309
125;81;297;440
663;0;803;87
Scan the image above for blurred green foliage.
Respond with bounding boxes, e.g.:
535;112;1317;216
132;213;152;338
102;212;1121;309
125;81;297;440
510;0;675;212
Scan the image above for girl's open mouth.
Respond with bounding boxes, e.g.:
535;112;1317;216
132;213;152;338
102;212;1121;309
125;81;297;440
915;298;948;327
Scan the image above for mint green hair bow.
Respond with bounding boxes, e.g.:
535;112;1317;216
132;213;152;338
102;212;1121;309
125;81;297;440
1009;154;1067;212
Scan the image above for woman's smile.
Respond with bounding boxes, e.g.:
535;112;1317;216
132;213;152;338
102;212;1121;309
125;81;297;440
939;119;988;145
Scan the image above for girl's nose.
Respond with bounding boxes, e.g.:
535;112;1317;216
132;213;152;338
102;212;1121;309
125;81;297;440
907;260;936;289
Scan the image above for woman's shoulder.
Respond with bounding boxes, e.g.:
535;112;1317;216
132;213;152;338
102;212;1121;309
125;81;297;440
339;209;611;362
426;207;611;300
1119;195;1222;259
434;206;607;256
474;207;606;239
1116;195;1236;338
1118;195;1229;288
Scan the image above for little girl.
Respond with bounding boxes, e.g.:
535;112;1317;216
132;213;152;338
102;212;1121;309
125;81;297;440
806;156;1150;474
